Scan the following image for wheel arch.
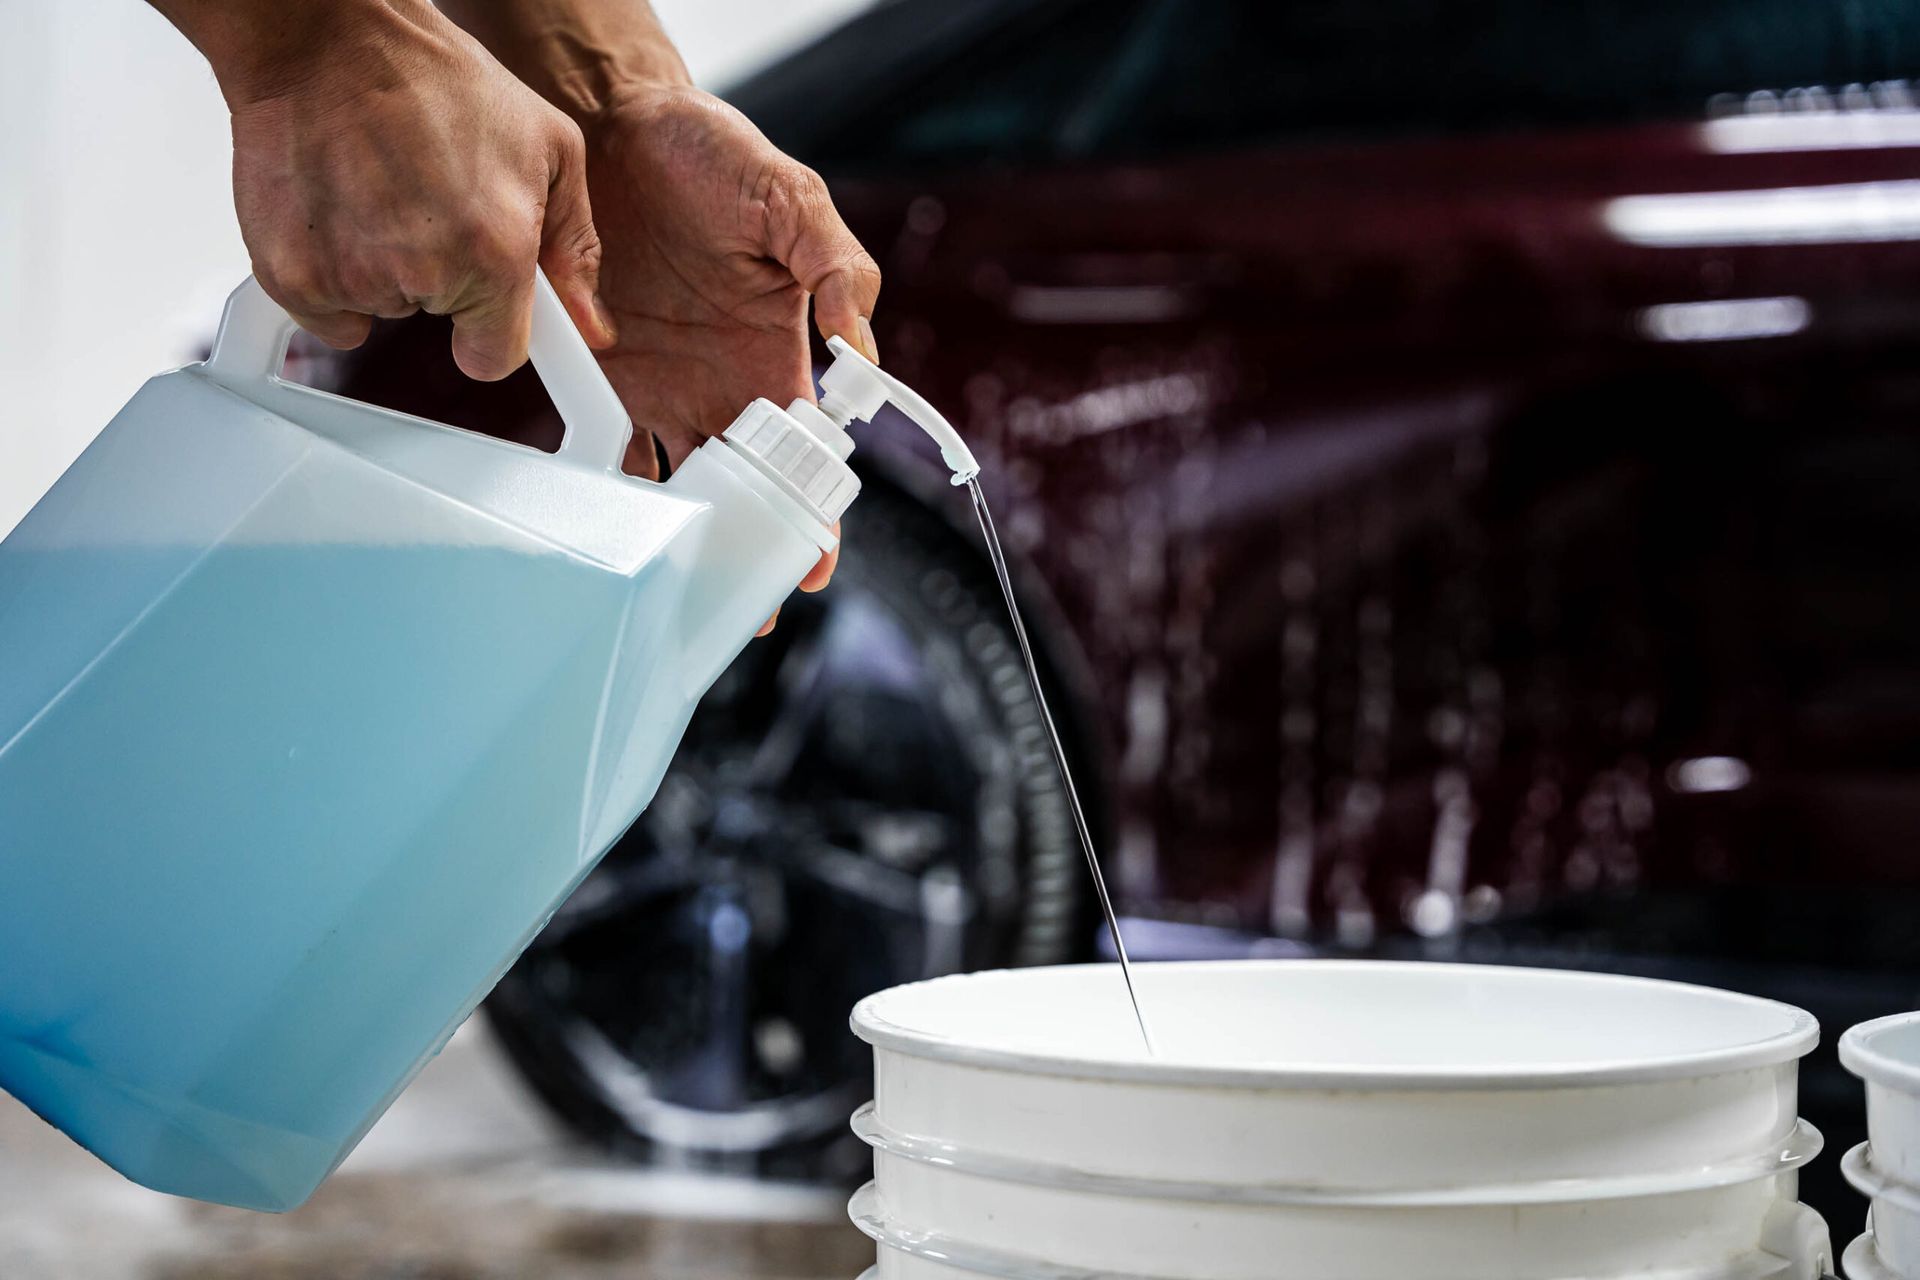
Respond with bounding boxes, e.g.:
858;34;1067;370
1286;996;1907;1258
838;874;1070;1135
850;454;1118;870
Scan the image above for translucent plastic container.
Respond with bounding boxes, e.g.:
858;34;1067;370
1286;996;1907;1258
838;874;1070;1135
0;276;844;1210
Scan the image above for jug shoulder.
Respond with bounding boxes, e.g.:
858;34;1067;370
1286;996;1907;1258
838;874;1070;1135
184;366;700;572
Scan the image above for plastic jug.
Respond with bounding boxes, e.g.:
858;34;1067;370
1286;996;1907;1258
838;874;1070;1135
0;274;978;1211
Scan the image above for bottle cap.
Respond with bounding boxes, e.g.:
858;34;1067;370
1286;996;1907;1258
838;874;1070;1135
722;399;861;522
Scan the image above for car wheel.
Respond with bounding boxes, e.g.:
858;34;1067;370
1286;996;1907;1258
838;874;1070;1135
484;483;1090;1181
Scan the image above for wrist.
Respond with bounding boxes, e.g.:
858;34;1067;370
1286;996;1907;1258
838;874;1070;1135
554;44;694;129
440;1;693;129
156;0;450;109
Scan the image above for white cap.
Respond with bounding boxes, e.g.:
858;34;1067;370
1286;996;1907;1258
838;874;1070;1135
719;339;982;524
722;400;861;521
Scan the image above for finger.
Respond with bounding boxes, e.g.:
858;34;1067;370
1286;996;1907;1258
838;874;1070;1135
621;430;662;480
360;295;424;321
757;609;780;637
799;522;841;591
287;306;373;351
332;264;423;321
447;261;535;382
540;116;616;350
254;264;375;351
772;166;883;360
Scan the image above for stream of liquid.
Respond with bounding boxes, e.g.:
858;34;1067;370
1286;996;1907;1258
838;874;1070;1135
967;478;1157;1055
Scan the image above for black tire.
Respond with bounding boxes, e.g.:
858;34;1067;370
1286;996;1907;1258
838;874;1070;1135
484;482;1091;1181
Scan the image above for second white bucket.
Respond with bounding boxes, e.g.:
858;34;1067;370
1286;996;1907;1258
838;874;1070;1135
848;960;1831;1280
1839;1011;1920;1278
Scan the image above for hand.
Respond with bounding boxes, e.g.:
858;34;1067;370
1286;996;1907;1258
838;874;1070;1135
184;0;616;378
582;85;882;469
580;86;880;629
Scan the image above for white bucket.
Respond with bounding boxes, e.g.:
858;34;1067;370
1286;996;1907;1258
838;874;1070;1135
848;961;1831;1280
1839;1012;1920;1278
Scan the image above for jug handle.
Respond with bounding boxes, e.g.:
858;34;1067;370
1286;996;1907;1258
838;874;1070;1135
203;272;634;474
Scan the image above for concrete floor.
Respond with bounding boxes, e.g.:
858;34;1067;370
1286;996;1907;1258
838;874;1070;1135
0;1022;873;1280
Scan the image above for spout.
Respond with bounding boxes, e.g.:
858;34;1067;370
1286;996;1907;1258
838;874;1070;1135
820;337;981;485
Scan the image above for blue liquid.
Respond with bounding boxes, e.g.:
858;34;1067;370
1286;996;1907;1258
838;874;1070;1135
0;540;674;1210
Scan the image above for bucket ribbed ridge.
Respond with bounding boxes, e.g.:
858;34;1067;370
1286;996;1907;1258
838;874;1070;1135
1845;1232;1900;1280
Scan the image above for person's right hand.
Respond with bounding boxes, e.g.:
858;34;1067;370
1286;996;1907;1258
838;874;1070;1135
173;0;616;378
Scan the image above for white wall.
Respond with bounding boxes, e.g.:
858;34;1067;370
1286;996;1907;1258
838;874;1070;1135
657;0;871;90
0;0;870;536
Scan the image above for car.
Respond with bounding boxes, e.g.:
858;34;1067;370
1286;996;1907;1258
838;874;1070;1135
321;0;1920;1222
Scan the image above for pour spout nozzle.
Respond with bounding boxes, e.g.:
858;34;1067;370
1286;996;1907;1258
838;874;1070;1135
816;336;980;486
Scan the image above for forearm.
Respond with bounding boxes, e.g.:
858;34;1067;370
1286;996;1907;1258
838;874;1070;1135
147;0;454;107
439;0;693;124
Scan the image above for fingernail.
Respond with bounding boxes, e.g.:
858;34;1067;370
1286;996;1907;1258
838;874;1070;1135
857;315;878;363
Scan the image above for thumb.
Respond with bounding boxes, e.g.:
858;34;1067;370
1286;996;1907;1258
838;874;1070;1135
540;118;616;350
774;167;882;362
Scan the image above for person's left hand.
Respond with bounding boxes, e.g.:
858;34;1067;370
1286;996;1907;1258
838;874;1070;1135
582;85;880;630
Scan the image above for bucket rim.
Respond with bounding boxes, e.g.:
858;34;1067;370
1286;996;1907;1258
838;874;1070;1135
852;1102;1824;1207
851;960;1819;1091
1842;1011;1920;1095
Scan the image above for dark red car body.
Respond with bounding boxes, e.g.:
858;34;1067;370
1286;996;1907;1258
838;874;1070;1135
801;62;1920;952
